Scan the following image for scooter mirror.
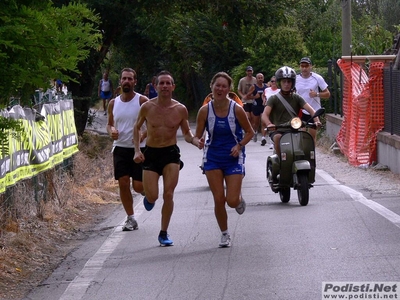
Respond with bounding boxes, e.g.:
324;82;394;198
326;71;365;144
306;107;325;122
313;107;325;118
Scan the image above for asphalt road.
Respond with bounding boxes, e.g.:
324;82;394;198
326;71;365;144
24;111;400;300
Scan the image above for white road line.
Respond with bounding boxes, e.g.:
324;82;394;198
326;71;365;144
59;205;143;300
317;169;400;228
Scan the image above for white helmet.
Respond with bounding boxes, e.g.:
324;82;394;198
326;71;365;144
275;66;296;90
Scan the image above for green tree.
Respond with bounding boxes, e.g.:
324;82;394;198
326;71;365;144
128;0;292;107
288;0;342;66
352;16;393;55
380;0;400;32
54;0;400;133
239;18;307;82
54;0;139;135
350;0;394;55
0;1;100;106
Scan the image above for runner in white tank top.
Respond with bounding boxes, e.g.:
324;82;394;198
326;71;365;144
106;68;148;232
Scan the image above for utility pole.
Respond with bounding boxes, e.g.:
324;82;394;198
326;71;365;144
342;0;352;56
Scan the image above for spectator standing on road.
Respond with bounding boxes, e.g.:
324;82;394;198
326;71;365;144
98;72;114;115
246;73;267;142
262;66;319;156
237;66;257;123
295;57;330;141
133;70;196;246
107;68;148;232
191;72;253;248
144;76;158;99
261;76;280;148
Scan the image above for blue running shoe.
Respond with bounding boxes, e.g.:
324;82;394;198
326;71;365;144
158;233;174;246
143;196;155;211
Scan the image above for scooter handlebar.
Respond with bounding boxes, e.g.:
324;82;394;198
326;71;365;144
265;120;293;131
265;121;320;131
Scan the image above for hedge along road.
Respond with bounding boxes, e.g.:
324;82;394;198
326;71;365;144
25;116;400;300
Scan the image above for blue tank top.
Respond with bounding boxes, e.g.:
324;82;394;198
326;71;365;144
204;100;245;165
148;84;158;99
252;83;267;106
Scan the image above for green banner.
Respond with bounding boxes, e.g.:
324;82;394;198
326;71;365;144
0;99;79;194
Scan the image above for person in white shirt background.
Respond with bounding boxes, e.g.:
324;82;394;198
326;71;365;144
295;57;330;141
98;71;114;115
261;76;280;148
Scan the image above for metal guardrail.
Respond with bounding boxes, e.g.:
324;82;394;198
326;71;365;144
383;65;400;136
327;59;344;117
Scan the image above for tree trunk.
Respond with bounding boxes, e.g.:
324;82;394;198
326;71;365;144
69;66;96;137
70;42;114;136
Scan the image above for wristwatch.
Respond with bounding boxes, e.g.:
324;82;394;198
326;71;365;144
316;92;320;97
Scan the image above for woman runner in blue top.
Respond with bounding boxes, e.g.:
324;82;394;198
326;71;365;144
191;72;253;248
144;76;158;99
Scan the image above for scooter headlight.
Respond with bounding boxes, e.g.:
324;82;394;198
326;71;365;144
290;117;302;129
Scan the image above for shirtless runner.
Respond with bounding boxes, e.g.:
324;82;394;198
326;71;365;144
133;70;201;246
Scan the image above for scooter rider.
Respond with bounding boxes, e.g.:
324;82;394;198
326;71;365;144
261;66;321;155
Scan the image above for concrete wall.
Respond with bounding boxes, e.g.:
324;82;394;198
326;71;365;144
325;113;400;174
377;132;400;174
325;114;343;142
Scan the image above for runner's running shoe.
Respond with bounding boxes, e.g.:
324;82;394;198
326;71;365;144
219;233;231;248
158;232;174;246
235;197;246;215
143;196;155;211
122;216;138;231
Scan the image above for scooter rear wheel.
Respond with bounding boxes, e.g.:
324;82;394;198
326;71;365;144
279;187;290;203
297;172;309;206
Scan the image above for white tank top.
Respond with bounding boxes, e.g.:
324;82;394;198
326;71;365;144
112;93;146;148
101;79;111;92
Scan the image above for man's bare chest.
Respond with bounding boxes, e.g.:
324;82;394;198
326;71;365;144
148;108;180;129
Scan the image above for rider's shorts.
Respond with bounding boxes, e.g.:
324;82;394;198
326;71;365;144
269;130;290;140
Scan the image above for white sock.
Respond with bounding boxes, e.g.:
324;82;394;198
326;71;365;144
221;230;229;235
128;214;135;220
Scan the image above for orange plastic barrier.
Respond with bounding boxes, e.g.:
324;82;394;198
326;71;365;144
336;59;385;166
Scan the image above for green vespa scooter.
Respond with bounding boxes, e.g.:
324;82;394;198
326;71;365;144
266;108;325;206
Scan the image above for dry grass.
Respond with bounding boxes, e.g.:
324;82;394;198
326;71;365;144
0;131;120;300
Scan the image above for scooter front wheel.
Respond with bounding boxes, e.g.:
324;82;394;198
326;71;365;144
297;172;309;206
279;187;290;203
